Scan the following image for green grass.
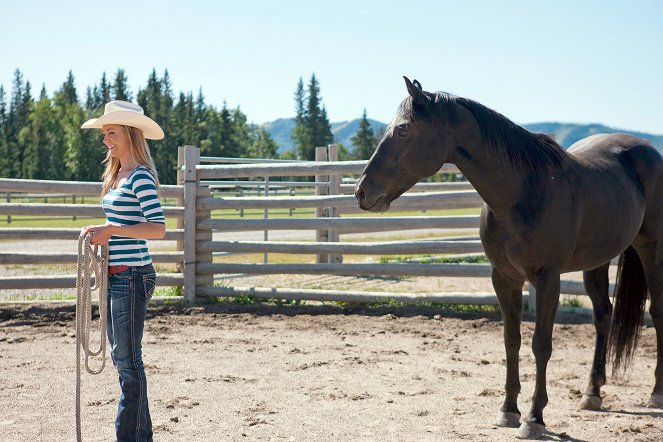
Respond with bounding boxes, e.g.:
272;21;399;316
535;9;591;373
0;216;180;229
560;296;584;308
378;254;488;264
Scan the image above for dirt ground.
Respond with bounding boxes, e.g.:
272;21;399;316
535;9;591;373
1;302;662;442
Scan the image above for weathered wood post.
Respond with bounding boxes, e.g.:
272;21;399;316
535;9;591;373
183;145;200;304
527;282;537;313
315;146;329;263
176;147;185;273
327;144;342;263
195;185;214;295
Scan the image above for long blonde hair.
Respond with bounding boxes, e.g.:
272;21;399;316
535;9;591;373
100;126;161;198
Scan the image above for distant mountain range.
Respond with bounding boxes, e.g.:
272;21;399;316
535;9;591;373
261;118;663;155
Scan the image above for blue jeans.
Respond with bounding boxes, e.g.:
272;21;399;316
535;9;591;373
106;264;156;442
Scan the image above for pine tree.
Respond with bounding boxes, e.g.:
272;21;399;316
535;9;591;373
20;91;56;179
0;85;8;177
112;69;132;101
7;71;33;177
60;71;78;105
231;107;251;157
291;74;334;160
249;127;278;158
350;109;378;160
291;77;308;159
217;101;234;157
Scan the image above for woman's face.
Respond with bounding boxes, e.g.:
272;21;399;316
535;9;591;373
102;125;131;160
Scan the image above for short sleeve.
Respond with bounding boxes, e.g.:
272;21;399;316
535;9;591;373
131;167;165;224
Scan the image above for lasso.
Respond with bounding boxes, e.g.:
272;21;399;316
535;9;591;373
75;233;109;442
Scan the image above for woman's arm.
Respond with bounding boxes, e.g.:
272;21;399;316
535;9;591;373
81;222;166;246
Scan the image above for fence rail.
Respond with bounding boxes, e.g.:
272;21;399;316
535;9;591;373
0;145;602;309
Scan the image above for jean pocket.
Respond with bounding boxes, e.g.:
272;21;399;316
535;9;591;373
142;274;156;301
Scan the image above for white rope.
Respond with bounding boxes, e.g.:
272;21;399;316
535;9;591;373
75;233;109;442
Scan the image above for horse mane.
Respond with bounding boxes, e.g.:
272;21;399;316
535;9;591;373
400;92;568;174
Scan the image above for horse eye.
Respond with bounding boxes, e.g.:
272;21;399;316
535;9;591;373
398;128;408;137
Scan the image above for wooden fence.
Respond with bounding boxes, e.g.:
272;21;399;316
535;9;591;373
0;179;185;292
0;145;602;307
183;145;596;307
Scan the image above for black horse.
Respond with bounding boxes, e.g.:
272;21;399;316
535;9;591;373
355;77;663;439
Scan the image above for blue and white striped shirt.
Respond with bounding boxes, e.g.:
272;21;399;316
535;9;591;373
102;166;165;266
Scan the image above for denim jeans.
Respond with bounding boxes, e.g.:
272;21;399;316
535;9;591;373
106;263;156;442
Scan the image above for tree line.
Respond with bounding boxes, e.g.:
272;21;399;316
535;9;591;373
0;69;380;184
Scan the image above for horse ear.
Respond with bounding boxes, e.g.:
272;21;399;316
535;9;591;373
403;76;429;106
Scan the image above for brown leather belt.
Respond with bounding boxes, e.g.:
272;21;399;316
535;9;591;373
108;265;130;275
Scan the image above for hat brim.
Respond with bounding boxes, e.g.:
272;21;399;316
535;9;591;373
81;111;165;140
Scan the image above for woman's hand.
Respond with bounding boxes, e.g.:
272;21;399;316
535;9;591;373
80;224;115;246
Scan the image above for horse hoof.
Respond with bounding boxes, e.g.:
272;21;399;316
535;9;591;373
516;421;545;439
646;394;663;408
495;411;521;427
578;394;602;411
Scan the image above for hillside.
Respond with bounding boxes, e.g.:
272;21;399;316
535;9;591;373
523;122;663;151
261;119;663;155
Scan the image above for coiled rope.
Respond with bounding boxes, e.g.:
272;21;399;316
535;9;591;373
75;233;109;442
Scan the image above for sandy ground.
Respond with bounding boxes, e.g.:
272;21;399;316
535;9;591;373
1;302;662;442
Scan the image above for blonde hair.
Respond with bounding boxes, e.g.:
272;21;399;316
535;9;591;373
100;126;161;198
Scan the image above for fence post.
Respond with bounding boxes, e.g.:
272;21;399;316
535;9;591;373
183;145;200;304
263;176;269;264
315;146;329;263
327;144;342;263
6;192;10;224
527;282;537;313
176;146;185;273
195;186;214;292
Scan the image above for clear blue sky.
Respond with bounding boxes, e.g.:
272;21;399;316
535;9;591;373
2;0;662;134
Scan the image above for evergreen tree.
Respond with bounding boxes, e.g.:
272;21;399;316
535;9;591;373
350;109;378;160
217;101;234;157
112;69;132;101
53;73;104;181
20;92;56;179
155;69;177;184
231;107;251;157
60;71;78;105
291;77;308;158
7;71;33;177
0;85;8;176
291;74;333;160
249;127;278;158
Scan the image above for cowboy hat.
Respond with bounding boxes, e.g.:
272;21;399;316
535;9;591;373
81;100;164;140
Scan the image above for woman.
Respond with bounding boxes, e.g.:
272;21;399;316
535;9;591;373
81;100;166;442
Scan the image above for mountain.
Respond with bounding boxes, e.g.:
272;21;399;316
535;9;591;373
523;122;663;152
260;118;387;154
261;119;663;155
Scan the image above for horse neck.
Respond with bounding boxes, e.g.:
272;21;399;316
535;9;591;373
444;115;530;214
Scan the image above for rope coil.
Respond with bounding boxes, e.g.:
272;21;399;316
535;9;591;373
75;233;109;442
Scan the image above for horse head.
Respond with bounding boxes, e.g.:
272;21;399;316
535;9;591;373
355;77;453;212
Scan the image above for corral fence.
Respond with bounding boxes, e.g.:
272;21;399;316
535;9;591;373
0;145;602;309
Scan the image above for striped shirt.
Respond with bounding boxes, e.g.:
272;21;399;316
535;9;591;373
102;166;165;266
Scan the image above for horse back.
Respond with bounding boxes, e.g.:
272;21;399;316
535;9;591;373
568;133;663;198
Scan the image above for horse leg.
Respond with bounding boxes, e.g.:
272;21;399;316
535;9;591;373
647;279;663;408
634;243;663;408
518;268;560;440
491;268;525;428
578;263;612;411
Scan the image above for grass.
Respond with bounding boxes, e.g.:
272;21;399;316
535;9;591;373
560;296;584;308
378;254;488;264
0;216;180;230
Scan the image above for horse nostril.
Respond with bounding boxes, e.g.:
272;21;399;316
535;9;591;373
358;189;365;202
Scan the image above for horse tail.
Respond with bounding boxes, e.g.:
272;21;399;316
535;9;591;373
607;246;648;376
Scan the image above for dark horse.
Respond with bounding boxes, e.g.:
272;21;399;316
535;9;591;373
355;77;663;439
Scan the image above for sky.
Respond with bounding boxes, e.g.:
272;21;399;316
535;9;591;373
2;0;662;134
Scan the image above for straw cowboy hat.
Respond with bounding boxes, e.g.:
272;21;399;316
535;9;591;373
81;100;164;140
